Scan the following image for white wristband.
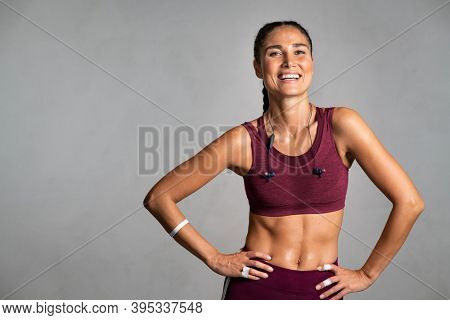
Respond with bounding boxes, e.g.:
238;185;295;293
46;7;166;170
169;219;189;237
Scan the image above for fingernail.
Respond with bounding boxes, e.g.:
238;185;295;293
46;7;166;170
267;255;272;260
319;294;324;299
323;264;332;270
315;285;320;290
317;266;322;271
264;274;268;278
269;267;274;272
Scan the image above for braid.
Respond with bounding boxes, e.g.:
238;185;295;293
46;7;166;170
262;84;269;113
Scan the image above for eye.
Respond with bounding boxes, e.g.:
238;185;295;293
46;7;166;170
269;50;305;57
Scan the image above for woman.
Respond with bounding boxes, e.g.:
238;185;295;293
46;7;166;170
143;21;425;300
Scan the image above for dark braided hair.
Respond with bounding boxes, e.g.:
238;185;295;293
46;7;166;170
253;21;313;113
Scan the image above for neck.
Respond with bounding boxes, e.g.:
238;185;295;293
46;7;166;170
265;92;315;138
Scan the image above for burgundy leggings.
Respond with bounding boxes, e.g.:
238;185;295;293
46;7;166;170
221;254;343;300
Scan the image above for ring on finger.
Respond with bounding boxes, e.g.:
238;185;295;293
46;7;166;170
322;278;333;287
241;266;251;278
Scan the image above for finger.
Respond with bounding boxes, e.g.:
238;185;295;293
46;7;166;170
317;262;339;272
246;251;272;261
246;273;260;280
243;267;267;280
319;283;344;300
315;276;339;290
252;269;269;279
330;288;350;300
246;259;274;273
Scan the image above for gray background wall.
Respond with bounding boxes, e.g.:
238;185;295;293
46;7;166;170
1;0;449;300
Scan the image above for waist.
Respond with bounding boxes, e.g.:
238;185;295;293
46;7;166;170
239;242;339;272
237;246;339;294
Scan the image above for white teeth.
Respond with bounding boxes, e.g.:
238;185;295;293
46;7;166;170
279;74;300;80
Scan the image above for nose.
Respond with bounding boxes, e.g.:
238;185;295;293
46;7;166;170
282;53;295;67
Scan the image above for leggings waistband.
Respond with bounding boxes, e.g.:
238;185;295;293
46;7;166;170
239;246;339;294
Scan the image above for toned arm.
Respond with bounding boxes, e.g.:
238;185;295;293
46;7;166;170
332;107;425;281
143;124;249;267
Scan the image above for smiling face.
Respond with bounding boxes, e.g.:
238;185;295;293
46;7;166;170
254;25;314;98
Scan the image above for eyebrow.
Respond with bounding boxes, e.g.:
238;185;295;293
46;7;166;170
264;43;309;52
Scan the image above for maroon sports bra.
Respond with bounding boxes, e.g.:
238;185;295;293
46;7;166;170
241;106;349;217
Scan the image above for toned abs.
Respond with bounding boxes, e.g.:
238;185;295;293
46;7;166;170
245;209;343;271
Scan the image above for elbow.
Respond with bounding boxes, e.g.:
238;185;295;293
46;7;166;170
394;196;425;216
143;193;150;211
416;198;425;214
143;188;172;216
406;197;425;215
143;191;158;214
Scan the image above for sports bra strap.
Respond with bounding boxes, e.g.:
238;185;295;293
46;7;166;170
241;121;258;136
257;115;270;139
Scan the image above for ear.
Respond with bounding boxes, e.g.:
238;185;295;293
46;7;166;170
253;59;263;79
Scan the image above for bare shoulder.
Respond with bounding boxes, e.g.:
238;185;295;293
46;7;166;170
222;121;253;146
331;106;360;134
226;117;259;142
219;121;255;176
331;106;367;155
